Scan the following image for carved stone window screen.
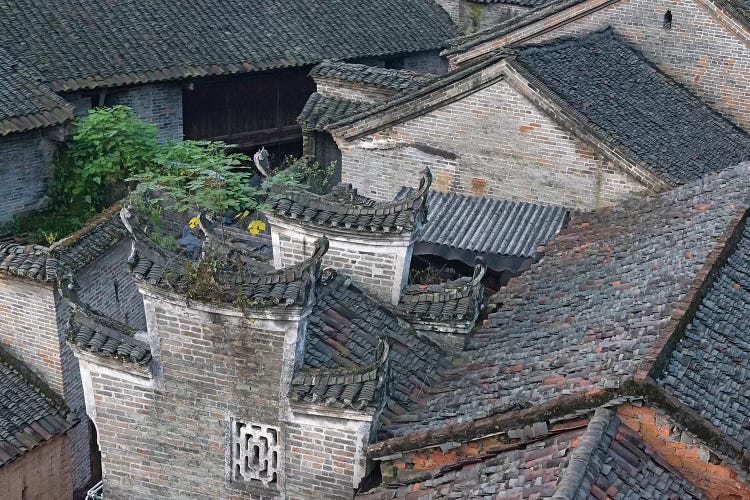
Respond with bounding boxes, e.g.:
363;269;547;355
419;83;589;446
231;420;281;486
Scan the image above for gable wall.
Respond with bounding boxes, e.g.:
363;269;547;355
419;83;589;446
73;239;147;330
0;276;96;497
456;0;750;132
340;78;645;209
0;278;63;396
83;292;366;500
460;1;530;34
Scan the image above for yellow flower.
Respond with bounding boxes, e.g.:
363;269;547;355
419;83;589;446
247;219;266;236
189;216;200;229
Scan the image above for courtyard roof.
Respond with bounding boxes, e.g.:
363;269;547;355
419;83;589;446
0;0;460;93
357;408;707;499
397;188;568;265
515;29;750;185
0;52;72;136
0;347;73;466
373;162;750;452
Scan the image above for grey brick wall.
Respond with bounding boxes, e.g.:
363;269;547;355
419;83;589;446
0;129;57;223
107;83;183;143
269;217;412;305
80;288;377;500
88;295;301;499
64;83;182;142
460;1;529;33
73;239;147;329
0;278;63;395
451;0;750;133
433;0;460;25
339;78;645;210
285;417;368;500
403;51;449;75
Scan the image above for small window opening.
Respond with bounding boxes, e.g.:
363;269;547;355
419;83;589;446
663;10;672;29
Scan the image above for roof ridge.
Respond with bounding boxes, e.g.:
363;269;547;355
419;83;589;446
552;408;617;500
271;168;432;233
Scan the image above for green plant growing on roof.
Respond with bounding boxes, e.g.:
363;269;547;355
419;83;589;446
129;140;298;216
282;155;337;194
55;105;158;215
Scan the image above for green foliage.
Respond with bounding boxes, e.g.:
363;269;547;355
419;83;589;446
57;105;158;214
129;140;299;215
0;209;89;245
283;156;336;194
182;258;228;302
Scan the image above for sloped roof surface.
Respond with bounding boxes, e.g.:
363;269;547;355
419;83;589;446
292;273;451;419
558;410;706;500
0;351;72;465
659;220;750;449
358;409;705;499
516;29;750;185
271;172;431;234
298;93;372;132
468;0;556;6
397;188;568;257
360;425;586;499
398;263;485;323
0;0;460;92
55;208;129;273
310;61;439;91
0;52;72;135
0;206;129;282
67;309;152;366
383;163;750;438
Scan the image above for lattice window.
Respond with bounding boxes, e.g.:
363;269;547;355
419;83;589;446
231;420;281;486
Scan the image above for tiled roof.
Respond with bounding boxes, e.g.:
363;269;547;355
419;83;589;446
0;0;460;93
0;348;73;466
122;208;326;307
468;0;556;5
0;205;129;282
515;29;750;185
381;163;750;439
441;0;583;57
658;219;750;449
713;0;750;33
298;93;372;132
67;309;152;366
310;61;439;91
397;188;568;258
0;51;73;135
54;206;129;273
359;409;705;499
270;170;432;233
398;262;486;323
555;409;706;500
0;243;60;282
292;272;451;419
360;423;585;499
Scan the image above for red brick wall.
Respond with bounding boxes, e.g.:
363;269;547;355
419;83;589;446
618;404;750;499
0;434;73;500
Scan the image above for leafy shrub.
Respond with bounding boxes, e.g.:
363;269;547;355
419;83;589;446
129;140;298;216
55;105;158;214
